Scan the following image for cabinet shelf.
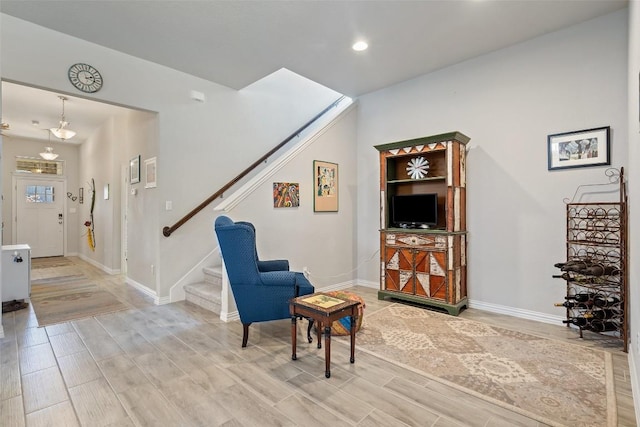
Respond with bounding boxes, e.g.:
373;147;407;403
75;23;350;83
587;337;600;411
382;228;466;235
387;176;446;184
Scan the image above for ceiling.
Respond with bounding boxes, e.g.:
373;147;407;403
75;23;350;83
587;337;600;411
1;82;133;144
0;0;628;143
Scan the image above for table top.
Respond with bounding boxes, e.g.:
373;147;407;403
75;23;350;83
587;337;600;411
291;292;359;315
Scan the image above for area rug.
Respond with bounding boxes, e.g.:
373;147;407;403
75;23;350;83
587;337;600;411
346;304;615;427
31;257;74;269
30;276;129;327
31;257;84;284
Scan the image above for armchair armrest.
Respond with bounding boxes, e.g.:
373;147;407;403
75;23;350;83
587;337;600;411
258;259;290;272
259;271;314;297
260;271;297;287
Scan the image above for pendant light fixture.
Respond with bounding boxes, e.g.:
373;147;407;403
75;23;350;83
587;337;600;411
39;146;59;161
49;96;76;140
40;130;59;160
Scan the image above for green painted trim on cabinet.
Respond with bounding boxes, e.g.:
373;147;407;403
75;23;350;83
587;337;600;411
374;131;470;152
377;290;468;316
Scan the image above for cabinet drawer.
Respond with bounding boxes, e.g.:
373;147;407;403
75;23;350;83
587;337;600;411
385;233;447;249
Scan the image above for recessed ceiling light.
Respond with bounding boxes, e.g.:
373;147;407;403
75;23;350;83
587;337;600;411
352;41;368;52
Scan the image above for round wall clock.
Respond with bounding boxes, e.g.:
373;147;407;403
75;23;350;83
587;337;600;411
406;156;430;179
68;63;103;93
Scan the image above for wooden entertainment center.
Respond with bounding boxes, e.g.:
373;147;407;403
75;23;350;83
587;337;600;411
375;131;469;315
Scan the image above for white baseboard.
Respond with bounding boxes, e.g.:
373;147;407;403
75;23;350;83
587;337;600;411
313;279;379;292
468;299;566;325
353;279;379;289
315;279;357;293
125;277;163;305
77;253;121;275
220;310;239;322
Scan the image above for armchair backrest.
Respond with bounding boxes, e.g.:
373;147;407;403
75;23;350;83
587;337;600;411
214;216;260;286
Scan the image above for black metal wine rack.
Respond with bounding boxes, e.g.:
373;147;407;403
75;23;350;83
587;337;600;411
555;168;628;352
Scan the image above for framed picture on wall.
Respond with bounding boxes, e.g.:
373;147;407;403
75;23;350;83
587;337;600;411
547;126;610;171
273;182;299;208
313;160;338;212
144;157;157;188
130;155;140;184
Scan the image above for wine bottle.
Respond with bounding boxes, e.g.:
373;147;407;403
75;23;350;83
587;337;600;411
563;316;590;328
565;292;597;303
555;259;591;271
593;295;621;308
554;301;591;309
588;309;618;320
589;320;619;333
552;273;590;283
579;265;619;277
553;274;612;287
561;261;593;273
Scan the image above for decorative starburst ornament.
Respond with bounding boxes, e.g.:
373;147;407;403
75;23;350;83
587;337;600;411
406;156;429;179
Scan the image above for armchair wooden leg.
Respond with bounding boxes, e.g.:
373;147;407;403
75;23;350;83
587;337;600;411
307;318;314;343
242;323;251;347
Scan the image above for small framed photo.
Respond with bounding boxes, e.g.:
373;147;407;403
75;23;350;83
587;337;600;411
313;160;338;212
130;155;141;184
547;126;610;171
144;157;157;189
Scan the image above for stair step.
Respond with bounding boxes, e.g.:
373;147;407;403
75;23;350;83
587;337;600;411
203;266;222;287
184;281;221;314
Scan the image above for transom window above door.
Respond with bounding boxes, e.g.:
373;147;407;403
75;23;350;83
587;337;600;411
16;156;64;175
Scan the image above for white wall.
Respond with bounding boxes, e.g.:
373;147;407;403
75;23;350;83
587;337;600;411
223;106;359;289
2;137;80;254
78;110;157;274
1;15;344;300
157;69;343;300
626;0;640;420
356;10;629;318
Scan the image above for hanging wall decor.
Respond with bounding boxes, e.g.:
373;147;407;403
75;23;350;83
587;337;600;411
273;182;300;208
144;157;157;188
130;155;140;184
84;178;96;251
548;126;610;170
313;160;338;212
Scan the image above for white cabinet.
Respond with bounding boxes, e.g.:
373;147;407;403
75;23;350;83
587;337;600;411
2;244;31;302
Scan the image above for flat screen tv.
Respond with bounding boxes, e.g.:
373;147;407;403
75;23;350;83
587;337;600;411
391;193;438;229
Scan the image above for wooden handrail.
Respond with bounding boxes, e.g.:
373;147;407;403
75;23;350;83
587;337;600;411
162;96;346;237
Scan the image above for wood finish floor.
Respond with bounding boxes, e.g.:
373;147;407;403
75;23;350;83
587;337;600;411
0;257;636;426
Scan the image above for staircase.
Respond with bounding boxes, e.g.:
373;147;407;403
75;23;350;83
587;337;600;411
184;266;223;315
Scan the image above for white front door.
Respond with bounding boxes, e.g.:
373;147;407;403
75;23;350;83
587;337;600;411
15;177;64;258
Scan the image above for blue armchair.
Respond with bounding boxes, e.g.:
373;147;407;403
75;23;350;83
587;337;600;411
214;215;315;347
